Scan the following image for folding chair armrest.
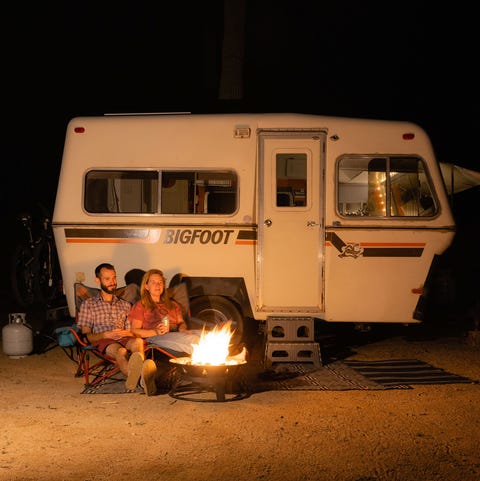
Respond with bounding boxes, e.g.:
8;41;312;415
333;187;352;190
69;326;90;348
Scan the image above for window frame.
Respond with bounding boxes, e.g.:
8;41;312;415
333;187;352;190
336;154;438;219
83;168;238;216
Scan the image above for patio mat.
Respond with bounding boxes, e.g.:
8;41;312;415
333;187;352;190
81;359;475;394
251;361;395;392
342;358;475;387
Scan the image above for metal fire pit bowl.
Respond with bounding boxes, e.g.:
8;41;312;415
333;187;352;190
169;357;250;402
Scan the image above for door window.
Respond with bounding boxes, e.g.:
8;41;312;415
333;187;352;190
276;153;307;207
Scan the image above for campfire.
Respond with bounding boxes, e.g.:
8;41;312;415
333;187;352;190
172;321;246;367
169;321;248;402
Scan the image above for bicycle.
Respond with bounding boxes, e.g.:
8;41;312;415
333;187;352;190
10;204;64;309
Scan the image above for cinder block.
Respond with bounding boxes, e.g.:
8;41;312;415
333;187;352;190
266;317;314;342
265;342;322;367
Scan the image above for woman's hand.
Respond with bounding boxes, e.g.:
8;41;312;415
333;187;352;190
155;323;169;335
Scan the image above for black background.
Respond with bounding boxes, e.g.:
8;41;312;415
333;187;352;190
2;1;479;308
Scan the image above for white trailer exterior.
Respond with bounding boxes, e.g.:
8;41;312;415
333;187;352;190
53;113;455;340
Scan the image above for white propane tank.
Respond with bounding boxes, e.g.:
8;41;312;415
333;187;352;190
2;313;33;358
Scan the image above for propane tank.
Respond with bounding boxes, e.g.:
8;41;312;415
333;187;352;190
2;313;33;358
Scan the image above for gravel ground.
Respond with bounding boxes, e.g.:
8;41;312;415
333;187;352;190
1;320;479;481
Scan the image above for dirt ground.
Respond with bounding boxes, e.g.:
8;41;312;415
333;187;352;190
1;320;479;481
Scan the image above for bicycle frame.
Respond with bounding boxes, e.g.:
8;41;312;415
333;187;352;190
10;208;63;309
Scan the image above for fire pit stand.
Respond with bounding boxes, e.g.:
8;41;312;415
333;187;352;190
168;358;250;402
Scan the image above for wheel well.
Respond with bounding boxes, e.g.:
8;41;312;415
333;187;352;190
169;275;253;319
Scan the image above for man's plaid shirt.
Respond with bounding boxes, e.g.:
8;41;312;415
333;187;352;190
77;294;131;333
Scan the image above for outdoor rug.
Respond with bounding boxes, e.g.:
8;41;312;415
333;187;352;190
81;371;142;394
81;358;475;394
342;358;475;388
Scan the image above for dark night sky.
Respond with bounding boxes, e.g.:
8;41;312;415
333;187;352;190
3;1;479;241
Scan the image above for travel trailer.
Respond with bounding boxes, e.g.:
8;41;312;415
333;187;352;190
52;113;456;343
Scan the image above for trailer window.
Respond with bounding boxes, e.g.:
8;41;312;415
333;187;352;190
161;171;237;214
84;170;237;215
337;156;437;217
84;170;158;213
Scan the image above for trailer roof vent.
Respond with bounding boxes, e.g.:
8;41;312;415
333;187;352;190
234;127;251;139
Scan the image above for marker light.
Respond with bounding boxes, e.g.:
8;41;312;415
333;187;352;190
74;127;85;133
403;132;415;140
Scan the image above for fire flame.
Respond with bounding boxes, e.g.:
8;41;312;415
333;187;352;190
191;321;235;365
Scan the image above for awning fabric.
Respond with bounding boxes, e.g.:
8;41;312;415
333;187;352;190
440;163;480;195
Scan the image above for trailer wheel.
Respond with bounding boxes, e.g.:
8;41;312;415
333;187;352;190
189;295;244;345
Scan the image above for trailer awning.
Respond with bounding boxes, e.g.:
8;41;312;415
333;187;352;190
440;162;480;195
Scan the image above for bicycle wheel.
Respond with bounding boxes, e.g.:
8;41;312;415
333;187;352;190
34;236;63;306
10;243;37;308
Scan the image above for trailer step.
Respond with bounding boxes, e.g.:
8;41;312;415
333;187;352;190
266;316;315;342
264;316;322;367
264;341;322;368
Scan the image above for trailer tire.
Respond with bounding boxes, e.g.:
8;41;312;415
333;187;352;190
189;295;244;345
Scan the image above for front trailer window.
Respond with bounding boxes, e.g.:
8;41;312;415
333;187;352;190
337;156;437;218
84;170;237;215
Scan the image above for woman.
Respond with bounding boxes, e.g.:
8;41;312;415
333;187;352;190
129;269;201;355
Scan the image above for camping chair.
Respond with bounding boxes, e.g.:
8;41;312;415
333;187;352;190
70;282;140;387
68;325;122;387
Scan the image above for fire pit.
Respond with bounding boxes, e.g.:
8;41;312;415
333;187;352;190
169;357;249;402
167;321;250;402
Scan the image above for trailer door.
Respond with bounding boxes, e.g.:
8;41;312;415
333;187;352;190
258;131;324;312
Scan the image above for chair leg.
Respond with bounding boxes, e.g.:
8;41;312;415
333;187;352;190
83;351;122;387
86;363;121;386
84;352;90;385
74;350;87;379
